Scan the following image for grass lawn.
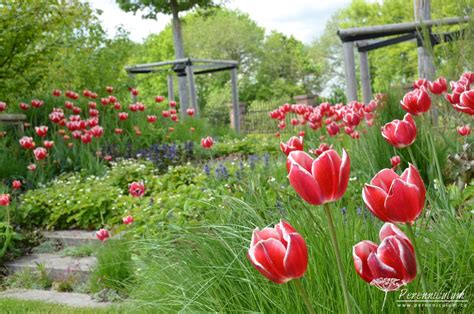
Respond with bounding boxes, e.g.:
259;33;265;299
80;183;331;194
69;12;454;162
0;299;129;314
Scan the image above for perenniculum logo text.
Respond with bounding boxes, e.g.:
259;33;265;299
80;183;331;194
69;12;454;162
397;289;468;308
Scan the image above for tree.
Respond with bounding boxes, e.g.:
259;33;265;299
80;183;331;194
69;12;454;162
116;0;223;113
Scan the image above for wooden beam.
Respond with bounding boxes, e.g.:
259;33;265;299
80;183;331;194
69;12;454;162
359;49;372;104
343;42;358;102
337;16;470;42
230;67;240;133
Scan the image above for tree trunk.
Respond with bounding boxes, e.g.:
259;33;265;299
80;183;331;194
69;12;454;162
170;0;189;115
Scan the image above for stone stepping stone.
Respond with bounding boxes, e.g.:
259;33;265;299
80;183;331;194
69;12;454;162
5;253;96;280
0;289;112;308
43;230;97;247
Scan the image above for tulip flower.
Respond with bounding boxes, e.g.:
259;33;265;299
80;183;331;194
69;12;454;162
147;115;157;123
326;122;340;136
187;108;195;116
96;229;110;241
52;89;62;97
33;147;48;161
19;136;35;149
353;223;416;291
89;126;104;138
362;164;425;224
412;79;429;90
190;127;195;132
390;156;401;169
162;110;170;118
400;87;431;115
280;136;303;156
310;143;332;156
457;125;471;136
113;102;121;110
287;149;350;205
43;141;54;149
428;77;447;95
131;88;138;96
169;100;177;107
35;126;48;137
123;215;134;225
129;181;145;197
201;136;214;149
118;112;129;121
0;194;10;206
104;155;112;161
456;90;474;115
381;113;417;148
27;164;36;171
155;95;165;103
19;102;29;111
31;99;44;108
275;131;280;137
12;180;22;190
248;220;308;284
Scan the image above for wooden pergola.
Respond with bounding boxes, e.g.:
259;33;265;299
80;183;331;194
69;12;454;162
125;58;241;132
337;16;470;104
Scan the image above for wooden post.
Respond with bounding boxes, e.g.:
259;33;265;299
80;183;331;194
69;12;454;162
230;67;240;133
414;0;436;80
186;65;199;117
167;74;175;101
359;49;372;104
414;0;437;124
343;42;358;102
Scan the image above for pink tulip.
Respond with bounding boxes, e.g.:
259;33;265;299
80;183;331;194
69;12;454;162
362;164;426;223
201;136;214;149
248;220;308;284
428;77;447;95
280;136;303;156
96;229;110;241
123;215;134;225
147;115;157;123
43;141;54;149
35;126;48;137
155;95;165;103
353;223;416;291
33;147;48;161
27;164;36;171
12;180;22;190
456;90;474;116
187;108;195;116
19;136;35;149
381;113;417;148
457;125;471;136
287;149;350;205
390;155;401;169
400;87;431;115
129;182;145;197
0;194;10;206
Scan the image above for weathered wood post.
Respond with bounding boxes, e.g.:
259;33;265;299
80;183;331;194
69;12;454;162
414;0;438;124
230;67;240;133
167;74;175;101
186;65;199;117
359;47;372;104
343;42;358;102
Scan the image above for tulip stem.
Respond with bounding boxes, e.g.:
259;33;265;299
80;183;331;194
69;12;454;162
405;223;434;314
406;146;418;170
294;278;316;314
323;203;354;314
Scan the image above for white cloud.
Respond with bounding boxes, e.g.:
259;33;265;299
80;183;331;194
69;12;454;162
87;0;353;43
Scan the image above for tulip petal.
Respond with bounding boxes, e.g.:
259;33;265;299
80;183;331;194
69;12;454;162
335;149;350;200
384;179;422;223
353;240;378;283
275;220;297;243
249;239;288;284
288;151;313;172
394;121;416;147
377;237;416;284
283;233;308;278
367;252;398;284
370;168;399;193
251;227;281;247
400;164;426;212
362;184;392;222
379;223;411;250
288;162;323;205
311;150;342;202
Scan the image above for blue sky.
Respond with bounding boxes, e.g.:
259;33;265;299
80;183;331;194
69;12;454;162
88;0;355;44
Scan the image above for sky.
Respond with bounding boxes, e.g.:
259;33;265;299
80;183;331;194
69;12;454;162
87;0;354;44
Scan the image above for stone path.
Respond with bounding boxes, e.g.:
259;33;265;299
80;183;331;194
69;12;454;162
0;230;112;308
0;289;112;308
